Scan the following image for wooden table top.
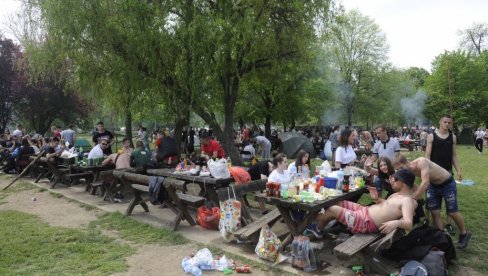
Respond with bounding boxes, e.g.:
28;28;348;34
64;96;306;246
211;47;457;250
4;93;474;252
256;187;367;212
146;168;234;187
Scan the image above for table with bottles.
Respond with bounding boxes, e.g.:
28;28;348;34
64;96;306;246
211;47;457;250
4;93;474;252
255;176;368;247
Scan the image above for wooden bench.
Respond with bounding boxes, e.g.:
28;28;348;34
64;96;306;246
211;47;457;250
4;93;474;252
333;228;405;259
163;177;205;230
233;208;281;241
113;171;205;231
65;172;94;185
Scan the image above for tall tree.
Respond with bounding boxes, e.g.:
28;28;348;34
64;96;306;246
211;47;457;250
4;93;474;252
0;35;21;131
326;9;389;126
458;22;488;55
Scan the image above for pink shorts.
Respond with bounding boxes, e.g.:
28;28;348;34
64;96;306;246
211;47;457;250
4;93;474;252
337;201;378;233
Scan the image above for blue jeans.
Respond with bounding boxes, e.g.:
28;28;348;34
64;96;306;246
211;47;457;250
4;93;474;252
426;177;458;213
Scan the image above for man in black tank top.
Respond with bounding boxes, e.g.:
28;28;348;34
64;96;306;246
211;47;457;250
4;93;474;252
425;115;468;246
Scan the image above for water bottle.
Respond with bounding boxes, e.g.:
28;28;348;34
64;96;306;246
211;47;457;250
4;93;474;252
226;157;232;168
336;169;344;194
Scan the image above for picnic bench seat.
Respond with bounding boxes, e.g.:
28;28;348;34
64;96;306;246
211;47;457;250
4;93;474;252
333;228;405;258
112;170;205;231
65;172;94;185
233;208;281;241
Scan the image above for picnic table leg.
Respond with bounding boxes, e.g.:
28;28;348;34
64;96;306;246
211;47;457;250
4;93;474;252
276;205;319;248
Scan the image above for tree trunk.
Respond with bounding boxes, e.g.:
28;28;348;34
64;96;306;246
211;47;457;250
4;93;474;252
124;110;133;147
265;113;272;138
174;116;187;158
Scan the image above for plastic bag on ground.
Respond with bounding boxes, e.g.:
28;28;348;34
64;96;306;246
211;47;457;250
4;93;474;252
181;248;234;276
255;224;282;262
197;206;220;230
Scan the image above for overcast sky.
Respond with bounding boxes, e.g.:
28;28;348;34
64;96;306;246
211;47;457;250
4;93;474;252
342;0;488;71
2;0;487;71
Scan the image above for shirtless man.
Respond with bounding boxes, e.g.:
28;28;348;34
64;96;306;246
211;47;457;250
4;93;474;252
393;154;471;249
310;169;417;238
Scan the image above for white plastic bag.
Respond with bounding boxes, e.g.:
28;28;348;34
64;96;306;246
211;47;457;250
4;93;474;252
207;158;231;179
255;224;282;262
320;160;332;175
219;186;241;242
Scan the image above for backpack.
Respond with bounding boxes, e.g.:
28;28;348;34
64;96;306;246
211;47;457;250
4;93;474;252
400;260;428;276
421;249;448;276
382;224;456;263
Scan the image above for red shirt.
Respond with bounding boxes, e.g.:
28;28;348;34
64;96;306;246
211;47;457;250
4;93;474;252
242;128;250;141
201;139;226;158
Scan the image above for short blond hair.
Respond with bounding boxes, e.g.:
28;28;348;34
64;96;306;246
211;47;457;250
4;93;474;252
393;154;407;166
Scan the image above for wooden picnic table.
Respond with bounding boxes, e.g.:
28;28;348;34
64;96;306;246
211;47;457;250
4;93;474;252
146;168;234;205
30;156;72;188
256;187;367;247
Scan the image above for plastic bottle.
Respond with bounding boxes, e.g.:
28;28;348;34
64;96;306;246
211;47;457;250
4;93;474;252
227;157;232;168
336;168;344;194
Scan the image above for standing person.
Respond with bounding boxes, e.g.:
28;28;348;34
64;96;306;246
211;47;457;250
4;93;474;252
187;127;195;154
200;132;226;159
335;128;358;169
329;126;340;163
92;121;114;155
251;135;271;160
242;125;250;146
13;124;23;138
372;124;401;162
425;114;462;234
61;124;76;148
136;126;150;151
393;155;471;249
474;127;485;155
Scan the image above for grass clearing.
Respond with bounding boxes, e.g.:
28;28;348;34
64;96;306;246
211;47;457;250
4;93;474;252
0;210;134;275
89;211;188;246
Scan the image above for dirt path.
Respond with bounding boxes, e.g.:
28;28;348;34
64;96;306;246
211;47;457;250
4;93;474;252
0;177;270;276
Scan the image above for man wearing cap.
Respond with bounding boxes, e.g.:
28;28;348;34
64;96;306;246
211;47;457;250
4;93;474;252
393;154;471;249
310;168;417;237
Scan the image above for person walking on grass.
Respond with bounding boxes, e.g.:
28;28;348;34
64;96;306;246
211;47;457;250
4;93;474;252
425;114;462;235
393;154;471;249
474;127;485;155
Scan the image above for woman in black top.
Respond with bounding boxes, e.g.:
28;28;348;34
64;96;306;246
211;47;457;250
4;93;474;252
247;160;274;214
364;156;395;198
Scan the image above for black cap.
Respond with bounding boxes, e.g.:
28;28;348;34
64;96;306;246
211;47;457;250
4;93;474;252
393;168;415;187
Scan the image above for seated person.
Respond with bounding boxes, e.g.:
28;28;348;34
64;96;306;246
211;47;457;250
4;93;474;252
200;132;226;159
308;169;417;238
247;156;275;214
102;138;132;169
155;131;178;163
45;137;62;160
364;156;395;198
268;153;291;184
287;149;310;177
16;138;35;172
131;141;153;171
88;138;109;159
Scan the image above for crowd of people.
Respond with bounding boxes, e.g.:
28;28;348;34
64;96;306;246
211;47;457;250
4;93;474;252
0;116;473;250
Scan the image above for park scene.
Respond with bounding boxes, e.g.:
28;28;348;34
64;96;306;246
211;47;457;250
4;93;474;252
1;0;488;275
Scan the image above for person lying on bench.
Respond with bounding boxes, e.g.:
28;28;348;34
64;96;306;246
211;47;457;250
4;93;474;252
308;169;417;238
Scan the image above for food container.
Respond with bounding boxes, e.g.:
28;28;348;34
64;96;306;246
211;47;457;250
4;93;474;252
324;177;338;189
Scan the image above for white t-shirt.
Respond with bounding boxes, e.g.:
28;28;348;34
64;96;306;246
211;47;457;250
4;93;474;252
335;145;357;166
373;137;400;160
255;136;271;147
12;129;22;137
243;144;256;157
287;163;311;178
88;144;104;159
268;169;291;184
475;130;486;140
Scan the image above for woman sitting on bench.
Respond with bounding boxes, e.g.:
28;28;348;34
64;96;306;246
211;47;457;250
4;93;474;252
308;169;417;238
